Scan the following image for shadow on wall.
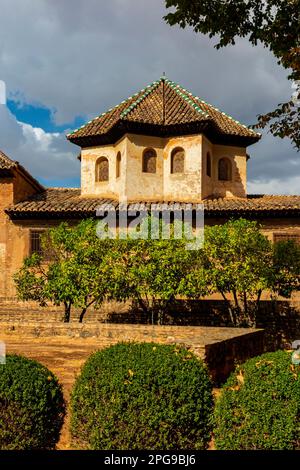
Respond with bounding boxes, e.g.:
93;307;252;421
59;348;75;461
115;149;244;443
0;298;299;352
107;299;300;352
214;157;244;198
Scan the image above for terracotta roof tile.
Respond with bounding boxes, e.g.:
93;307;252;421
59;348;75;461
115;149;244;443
0;150;17;170
5;188;300;218
67;77;260;146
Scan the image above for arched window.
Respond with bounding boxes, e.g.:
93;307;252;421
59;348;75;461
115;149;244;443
116;152;121;178
171;147;184;174
95;157;109;182
218;158;232;181
206;152;211;177
142;148;157;173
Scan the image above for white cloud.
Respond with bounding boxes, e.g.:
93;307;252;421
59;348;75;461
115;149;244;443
248;177;300;195
0;0;293;124
0;0;298;190
0;104;79;185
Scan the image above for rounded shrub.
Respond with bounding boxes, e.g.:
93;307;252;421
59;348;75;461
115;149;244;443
0;354;65;450
71;342;213;450
214;350;300;450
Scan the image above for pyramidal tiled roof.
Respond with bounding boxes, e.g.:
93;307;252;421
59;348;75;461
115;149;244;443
67;76;260;147
0;150;17;170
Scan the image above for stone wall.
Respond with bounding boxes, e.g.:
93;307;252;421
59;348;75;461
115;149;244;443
0;322;264;385
1;298;299;351
80;132;247;202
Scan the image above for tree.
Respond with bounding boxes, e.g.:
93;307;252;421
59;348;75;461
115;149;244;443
272;239;300;298
112;216;207;324
164;0;300;149
14;220;117;322
201;219;273;327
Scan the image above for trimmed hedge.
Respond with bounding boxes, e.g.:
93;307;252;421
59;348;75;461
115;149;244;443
214;350;300;450
71;342;213;450
0;354;65;450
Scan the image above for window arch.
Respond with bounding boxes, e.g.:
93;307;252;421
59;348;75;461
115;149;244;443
206;152;211;177
95;157;109;182
218;158;232;181
116;152;121;178
142;148;157;173
171;147;184;174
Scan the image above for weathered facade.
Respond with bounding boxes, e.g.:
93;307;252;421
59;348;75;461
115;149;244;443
1;76;300;298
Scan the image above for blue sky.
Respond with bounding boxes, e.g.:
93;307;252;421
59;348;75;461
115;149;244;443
0;0;299;193
7;99;86;134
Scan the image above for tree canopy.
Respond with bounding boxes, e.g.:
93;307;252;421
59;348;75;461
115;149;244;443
14;217;300;326
14;220;118;322
164;0;300;149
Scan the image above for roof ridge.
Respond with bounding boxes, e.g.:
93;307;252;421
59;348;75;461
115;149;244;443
67;76;262;145
164;79;259;136
120;79;162;119
67;79;165;137
164;78;210;119
198;99;260;135
66;86;144;137
0;149;17;168
185;88;260;135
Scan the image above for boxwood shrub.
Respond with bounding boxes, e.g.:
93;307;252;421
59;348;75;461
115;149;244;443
214;350;300;450
0;354;65;450
71;342;213;450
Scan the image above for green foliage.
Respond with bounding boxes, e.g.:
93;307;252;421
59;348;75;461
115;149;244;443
14;216;300;325
201;218;273;326
109;215;208;324
164;0;300;148
14;220;120;322
272;240;300;297
214;350;300;450
0;354;65;450
71;342;213;450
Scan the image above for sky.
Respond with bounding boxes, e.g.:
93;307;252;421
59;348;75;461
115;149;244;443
0;0;298;193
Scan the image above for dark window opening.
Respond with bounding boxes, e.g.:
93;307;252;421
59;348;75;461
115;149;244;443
30;230;53;260
207;152;211;177
171;148;184;174
96;157;109;182
218;158;232;181
142;149;157;173
116;152;121;178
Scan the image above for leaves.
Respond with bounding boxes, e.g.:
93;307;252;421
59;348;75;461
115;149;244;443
70;342;213;450
272;239;300;297
14;220;122;322
214;350;300;450
0;354;65;450
14;217;300;326
164;0;300;148
200;218;274;326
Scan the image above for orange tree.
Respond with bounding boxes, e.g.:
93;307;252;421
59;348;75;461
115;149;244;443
14;220;119;322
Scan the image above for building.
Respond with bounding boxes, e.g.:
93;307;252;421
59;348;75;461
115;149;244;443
1;76;300;298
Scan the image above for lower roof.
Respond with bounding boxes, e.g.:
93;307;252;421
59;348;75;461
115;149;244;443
5;188;300;219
